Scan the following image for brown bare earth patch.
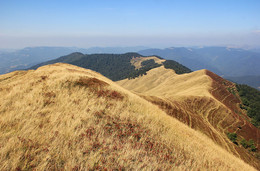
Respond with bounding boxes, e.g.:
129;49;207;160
206;70;259;149
75;77;109;88
73;77;124;100
97;90;124;100
75;112;177;170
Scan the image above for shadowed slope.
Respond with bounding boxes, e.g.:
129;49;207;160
117;66;260;169
0;63;256;170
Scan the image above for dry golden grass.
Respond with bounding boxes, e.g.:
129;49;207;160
130;56;165;69
118;66;212;98
117;65;260;169
0;63;256;170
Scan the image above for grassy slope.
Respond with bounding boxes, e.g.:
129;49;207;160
0;63;255;170
118;66;211;97
117;66;260;169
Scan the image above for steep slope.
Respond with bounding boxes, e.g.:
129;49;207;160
0;63;256;170
117;66;260;169
235;84;260;127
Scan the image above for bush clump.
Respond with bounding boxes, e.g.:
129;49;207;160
227;132;237;144
240;139;257;152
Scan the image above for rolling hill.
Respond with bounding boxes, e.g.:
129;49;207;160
29;52;191;81
117;65;260;169
0;63;256;170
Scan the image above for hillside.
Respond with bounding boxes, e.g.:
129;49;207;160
0;63;256;170
236;84;260;127
30;52;191;81
117;66;260;169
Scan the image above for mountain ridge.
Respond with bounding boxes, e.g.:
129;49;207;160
117;66;260;169
0;63;256;170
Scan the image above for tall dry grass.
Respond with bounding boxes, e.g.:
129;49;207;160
0;63;256;170
117;65;260;168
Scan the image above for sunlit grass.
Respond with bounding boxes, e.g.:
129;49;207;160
0;63;256;170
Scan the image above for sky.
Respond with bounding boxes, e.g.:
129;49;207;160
0;0;260;49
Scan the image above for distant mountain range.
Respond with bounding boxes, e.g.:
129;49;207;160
138;46;260;89
226;75;260;89
1;46;260;89
0;47;81;74
139;46;260;77
80;46;148;54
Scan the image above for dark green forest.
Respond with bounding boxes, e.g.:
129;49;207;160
163;60;192;74
127;59;162;79
236;84;260;128
31;52;139;81
30;52;191;81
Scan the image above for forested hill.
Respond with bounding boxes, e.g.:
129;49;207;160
29;52;191;81
236;84;260;128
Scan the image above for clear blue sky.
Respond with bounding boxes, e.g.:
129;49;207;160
0;0;260;48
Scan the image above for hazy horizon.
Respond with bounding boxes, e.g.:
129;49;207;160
1;0;260;49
